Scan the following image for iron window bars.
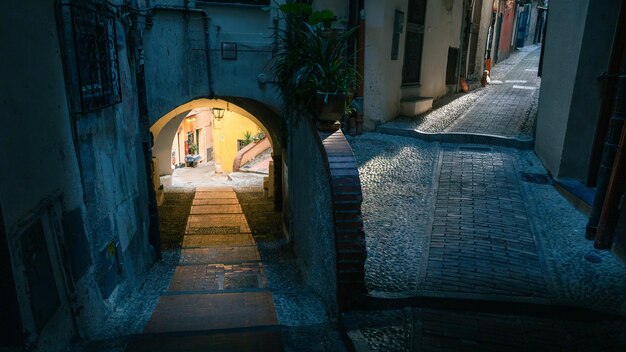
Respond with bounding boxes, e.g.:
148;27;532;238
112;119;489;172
70;6;122;112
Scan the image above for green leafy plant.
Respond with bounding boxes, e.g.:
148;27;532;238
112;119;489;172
242;130;253;147
188;142;198;154
269;1;358;123
252;129;266;143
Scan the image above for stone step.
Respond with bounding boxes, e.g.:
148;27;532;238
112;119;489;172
400;96;433;116
180;246;261;265
143;292;278;333
190;204;243;215
167;263;266;292
186;214;251;234
193;198;240;206
126;326;284;352
195;191;237;199
182;233;255;248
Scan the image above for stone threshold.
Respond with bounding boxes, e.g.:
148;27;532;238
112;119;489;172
377;124;534;150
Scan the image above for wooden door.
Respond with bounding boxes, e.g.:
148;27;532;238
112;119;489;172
402;0;428;84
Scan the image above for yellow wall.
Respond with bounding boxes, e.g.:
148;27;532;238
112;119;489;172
213;110;261;173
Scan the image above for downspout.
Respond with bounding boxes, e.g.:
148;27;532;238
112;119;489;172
586;3;626;187
129;14;162;260
485;1;497;73
355;0;365;135
459;0;473;92
151;5;214;98
586;2;626;239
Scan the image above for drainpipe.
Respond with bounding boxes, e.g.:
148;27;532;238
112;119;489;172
586;3;626;187
128;13;162;260
151;5;214;98
355;0;365;135
586;2;626;239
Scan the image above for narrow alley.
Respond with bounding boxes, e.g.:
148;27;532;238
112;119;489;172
346;132;626;350
5;1;626;351
380;45;541;143
338;28;626;350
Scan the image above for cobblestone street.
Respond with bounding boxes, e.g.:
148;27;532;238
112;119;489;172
446;46;541;137
379;45;541;141
348;131;626;350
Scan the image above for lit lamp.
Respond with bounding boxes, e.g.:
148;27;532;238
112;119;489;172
212;107;225;121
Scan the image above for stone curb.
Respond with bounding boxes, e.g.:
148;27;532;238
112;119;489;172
377;125;535;150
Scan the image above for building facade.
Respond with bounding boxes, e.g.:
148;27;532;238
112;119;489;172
534;0;625;259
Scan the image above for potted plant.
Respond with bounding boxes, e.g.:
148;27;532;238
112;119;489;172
188;142;198;155
270;2;358;127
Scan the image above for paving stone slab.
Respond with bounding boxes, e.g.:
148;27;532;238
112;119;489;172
182;233;254;248
421;150;548;298
196;186;235;192
143;292;278;333
180;246;260;265
126;329;284;352
195;191;237;199
168;263;265;292
193;198;241;206
190;204;243;215
186;214;251;234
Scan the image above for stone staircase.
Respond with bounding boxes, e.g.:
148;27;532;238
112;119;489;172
128;186;282;351
399;96;433;116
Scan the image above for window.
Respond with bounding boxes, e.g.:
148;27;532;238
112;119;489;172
70;6;121;112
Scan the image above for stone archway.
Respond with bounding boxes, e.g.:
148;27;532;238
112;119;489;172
150;97;285;211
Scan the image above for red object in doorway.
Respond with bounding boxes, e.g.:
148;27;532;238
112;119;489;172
498;3;516;61
184;140;189;155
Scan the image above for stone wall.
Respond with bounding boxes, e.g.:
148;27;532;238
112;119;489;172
0;0;155;348
319;129;367;310
287;117;338;313
142;1;283;125
363;0;464;130
535;0;620;180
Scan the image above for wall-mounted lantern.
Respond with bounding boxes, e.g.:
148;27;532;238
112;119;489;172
212;107;225;121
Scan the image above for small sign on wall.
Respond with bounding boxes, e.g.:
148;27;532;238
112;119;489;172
222;42;237;60
391;10;404;60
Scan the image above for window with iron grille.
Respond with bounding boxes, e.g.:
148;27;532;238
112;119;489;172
70;6;121;112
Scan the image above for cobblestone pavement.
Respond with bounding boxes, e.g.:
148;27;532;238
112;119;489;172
344;308;626;352
349;133;626;311
346;132;626;350
445;46;541;137
420;147;548;300
347;133;439;296
378;45;540;138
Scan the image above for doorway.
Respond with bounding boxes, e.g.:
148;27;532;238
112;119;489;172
402;0;428;84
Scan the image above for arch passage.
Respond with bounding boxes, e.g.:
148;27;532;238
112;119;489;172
150;97;285;211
